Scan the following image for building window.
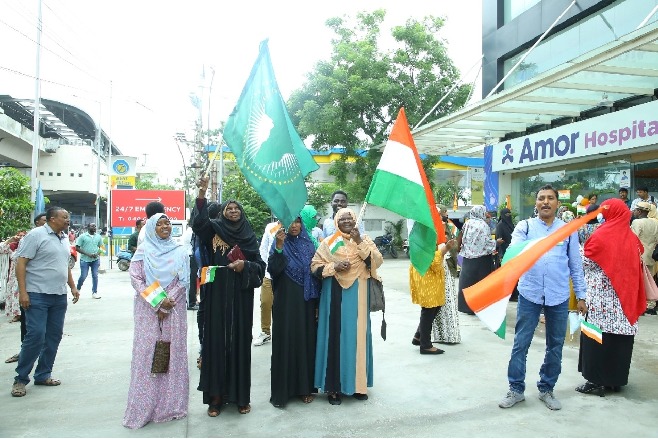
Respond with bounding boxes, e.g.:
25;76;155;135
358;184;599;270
57;172;61;176
70;173;74;177
503;0;540;24
40;171;44;176
78;173;83;177
48;172;53;176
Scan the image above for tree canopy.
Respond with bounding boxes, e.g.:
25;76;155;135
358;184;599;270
287;10;472;201
0;168;34;239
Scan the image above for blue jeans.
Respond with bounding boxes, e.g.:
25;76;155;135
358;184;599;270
15;292;68;384
507;295;568;394
77;259;100;294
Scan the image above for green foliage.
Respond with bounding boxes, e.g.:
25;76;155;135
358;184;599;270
0;168;33;239
288;10;470;202
306;178;338;218
433;180;468;206
421;155;440;192
135;174;175;190
221;164;271;234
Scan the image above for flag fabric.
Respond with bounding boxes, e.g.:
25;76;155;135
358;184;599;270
34;181;45;216
141;281;167;307
326;232;345;254
365;108;444;276
200;266;222;284
222;39;319;228
580;319;603;344
463;206;604;338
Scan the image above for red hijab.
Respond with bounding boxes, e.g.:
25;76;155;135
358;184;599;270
584;198;645;325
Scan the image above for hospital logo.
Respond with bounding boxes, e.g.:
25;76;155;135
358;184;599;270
502;144;514;164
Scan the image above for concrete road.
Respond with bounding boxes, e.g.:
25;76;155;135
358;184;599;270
0;256;656;437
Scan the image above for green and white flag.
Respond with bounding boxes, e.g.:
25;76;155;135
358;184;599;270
223;39;319;228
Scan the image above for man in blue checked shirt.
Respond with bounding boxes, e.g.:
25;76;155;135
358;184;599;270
499;184;588;412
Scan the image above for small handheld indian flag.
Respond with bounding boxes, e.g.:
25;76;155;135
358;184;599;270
269;223;282;236
580;318;603;344
200;266;221;284
326;231;345;254
141;281;167;307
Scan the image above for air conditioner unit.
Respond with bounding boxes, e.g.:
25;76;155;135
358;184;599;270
44;141;60;153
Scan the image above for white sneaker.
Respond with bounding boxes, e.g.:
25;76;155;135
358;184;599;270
499;390;525;408
92;293;101;299
539;391;562;410
253;332;271;346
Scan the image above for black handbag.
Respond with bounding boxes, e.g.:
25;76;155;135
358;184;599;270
151;321;170;374
368;277;387;341
369;277;385;312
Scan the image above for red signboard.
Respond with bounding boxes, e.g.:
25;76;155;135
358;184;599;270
111;190;186;227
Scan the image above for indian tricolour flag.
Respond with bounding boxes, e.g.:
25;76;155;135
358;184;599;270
326;232;345;254
200;266;221;284
365;108;444;275
581;319;603;344
463;205;604;339
141;281;167;307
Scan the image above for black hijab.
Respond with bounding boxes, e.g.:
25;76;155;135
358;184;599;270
209;199;260;259
586;204;600;224
497;208;514;237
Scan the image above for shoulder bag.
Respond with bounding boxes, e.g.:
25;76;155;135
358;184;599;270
642;263;658;301
151;321;171;374
368;276;387;340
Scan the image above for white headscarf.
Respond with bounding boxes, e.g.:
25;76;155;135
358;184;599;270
132;213;189;288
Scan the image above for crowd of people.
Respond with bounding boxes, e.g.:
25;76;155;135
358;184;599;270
2;181;655;428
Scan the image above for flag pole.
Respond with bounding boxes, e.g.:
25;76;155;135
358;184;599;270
203;131;224;178
356;201;368;226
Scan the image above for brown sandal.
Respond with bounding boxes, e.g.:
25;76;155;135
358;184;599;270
34;378;61;386
207;405;220;417
300;395;315;404
11;381;26;397
238;404;251;414
5;354;19;364
197;356;202;370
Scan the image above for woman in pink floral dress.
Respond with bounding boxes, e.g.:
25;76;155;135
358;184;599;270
123;214;190;429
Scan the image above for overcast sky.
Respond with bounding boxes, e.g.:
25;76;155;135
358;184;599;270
1;0;482;183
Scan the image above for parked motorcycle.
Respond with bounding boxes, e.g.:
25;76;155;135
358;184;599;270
374;233;398;258
117;250;133;271
402;239;409;256
68;245;78;269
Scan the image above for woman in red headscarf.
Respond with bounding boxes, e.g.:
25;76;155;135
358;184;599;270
576;199;646;396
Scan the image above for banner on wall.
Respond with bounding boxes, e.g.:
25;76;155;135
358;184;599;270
492;100;658;172
483;145;499;211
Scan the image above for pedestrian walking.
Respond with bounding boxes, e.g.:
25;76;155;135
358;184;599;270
75;223;103;299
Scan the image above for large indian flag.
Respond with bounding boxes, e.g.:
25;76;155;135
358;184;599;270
463;205;604;338
365;108;444;275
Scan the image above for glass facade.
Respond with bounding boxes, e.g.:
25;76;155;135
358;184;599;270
504;0;541;23
503;0;658;89
510;155;633;219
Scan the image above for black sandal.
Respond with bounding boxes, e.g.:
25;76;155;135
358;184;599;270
328;393;342;405
207;405;220;417
575;381;605;397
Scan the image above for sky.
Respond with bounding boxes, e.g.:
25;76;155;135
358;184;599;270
0;0;483;184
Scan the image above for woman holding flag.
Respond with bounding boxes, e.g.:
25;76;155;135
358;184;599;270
576;198;646;396
311;208;383;405
123;213;190;429
192;177;265;417
268;217;320;407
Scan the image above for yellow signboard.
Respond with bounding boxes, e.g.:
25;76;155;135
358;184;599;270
111;175;136;189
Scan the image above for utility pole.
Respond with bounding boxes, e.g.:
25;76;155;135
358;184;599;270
30;0;43;211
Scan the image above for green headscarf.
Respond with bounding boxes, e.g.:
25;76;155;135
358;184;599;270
300;205;320;249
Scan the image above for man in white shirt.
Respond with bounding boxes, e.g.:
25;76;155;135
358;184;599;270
322;190;365;237
254;220;281;346
630;186;656;211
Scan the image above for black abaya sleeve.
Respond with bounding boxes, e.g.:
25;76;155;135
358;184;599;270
191;198;215;245
239;259;266;290
267;251;287;279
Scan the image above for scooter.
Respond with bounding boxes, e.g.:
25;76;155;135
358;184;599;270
374;233;398;258
117;250;133;271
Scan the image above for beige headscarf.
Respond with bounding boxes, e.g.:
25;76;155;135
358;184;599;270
648;204;658;223
311;208;382;289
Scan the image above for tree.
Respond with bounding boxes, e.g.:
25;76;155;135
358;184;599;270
135;174;176;190
288;10;471;201
0;168;33;239
306;178;338;218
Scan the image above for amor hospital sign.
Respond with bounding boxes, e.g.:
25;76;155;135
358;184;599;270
492;100;658;172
